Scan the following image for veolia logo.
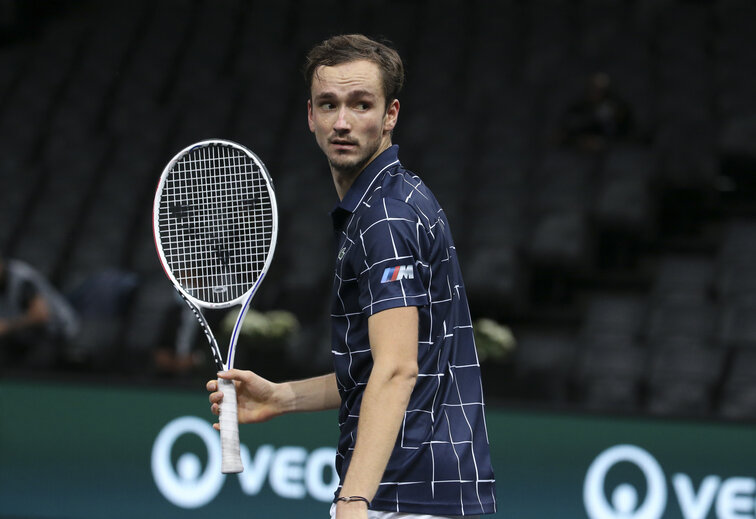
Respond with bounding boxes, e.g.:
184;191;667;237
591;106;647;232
584;444;667;519
584;444;756;519
151;416;338;508
152;416;224;508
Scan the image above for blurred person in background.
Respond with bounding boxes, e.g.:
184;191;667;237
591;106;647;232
0;252;78;369
153;298;203;375
558;71;634;153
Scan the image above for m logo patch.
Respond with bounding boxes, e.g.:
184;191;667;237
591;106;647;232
381;265;414;283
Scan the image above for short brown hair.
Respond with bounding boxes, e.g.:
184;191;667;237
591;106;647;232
303;34;405;107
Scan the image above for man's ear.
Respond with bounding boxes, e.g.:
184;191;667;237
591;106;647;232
307;99;315;133
384;98;400;133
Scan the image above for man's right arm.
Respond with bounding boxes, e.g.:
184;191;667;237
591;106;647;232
207;370;340;429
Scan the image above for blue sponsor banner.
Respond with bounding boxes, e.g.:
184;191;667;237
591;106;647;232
1;380;755;518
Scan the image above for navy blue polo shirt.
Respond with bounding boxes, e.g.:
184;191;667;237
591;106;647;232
330;145;496;515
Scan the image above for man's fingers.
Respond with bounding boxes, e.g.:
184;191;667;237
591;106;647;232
208;369;262;420
218;368;249;382
209;391;224;405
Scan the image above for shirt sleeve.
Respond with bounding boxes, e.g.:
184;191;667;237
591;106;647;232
356;197;430;316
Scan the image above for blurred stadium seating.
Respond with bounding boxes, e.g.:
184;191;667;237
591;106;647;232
1;0;756;421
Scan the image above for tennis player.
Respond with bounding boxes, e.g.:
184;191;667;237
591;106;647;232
208;34;496;519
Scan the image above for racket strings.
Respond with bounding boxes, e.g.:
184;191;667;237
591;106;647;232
158;144;274;304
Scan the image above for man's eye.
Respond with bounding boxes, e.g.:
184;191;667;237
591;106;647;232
356;103;370;110
321;103;335;110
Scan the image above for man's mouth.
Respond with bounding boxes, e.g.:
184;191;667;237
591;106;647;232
330;139;357;150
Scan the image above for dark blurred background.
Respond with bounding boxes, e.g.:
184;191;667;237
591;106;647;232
1;0;756;422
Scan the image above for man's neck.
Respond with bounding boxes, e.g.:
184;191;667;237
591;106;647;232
332;167;361;202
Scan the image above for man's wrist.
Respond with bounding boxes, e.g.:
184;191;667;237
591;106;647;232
335;495;370;507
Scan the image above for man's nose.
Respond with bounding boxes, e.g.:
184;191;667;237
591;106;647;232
334;106;350;131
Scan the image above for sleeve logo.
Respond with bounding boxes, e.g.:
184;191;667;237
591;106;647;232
381;265;414;283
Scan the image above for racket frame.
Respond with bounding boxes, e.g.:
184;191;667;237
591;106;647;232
152;139;278;473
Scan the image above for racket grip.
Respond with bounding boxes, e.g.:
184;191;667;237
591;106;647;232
218;377;244;473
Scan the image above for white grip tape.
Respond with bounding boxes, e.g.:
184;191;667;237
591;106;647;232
218;378;243;473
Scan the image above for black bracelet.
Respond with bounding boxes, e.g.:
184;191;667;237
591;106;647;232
336;495;370;506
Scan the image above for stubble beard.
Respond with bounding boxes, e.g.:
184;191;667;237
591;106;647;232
328;139;382;179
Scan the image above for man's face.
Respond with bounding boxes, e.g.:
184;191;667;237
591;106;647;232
308;60;399;178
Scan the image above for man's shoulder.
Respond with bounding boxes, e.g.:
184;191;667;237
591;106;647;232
364;165;436;212
356;194;420;231
381;163;429;197
7;260;43;287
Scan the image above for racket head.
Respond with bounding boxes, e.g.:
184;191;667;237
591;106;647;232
153;139;278;310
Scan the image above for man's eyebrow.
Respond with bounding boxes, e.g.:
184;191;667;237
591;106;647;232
313;90;378;102
347;89;377;99
313;91;337;101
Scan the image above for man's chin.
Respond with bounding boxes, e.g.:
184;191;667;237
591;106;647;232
329;154;367;176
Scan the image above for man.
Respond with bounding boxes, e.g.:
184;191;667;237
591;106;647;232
0;253;53;367
207;34;496;518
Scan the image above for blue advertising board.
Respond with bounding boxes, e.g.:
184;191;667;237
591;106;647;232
1;381;755;518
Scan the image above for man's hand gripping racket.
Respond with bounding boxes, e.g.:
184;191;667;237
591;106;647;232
153;139;278;473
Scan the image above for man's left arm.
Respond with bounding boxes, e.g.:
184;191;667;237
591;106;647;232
335;305;419;519
0;292;50;336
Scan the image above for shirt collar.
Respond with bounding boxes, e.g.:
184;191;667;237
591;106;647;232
335;144;400;214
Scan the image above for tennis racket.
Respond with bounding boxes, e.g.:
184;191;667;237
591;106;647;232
153;139;278;474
